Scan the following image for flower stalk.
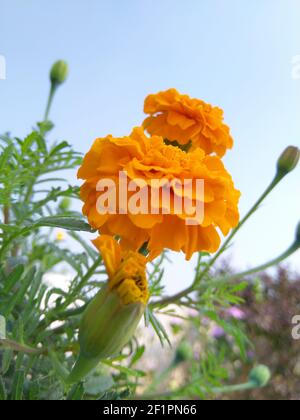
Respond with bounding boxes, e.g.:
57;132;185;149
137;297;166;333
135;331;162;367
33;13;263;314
44;60;69;121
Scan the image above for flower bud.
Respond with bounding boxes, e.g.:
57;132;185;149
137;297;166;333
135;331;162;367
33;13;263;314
68;285;145;383
68;236;149;384
249;365;271;387
59;197;72;211
173;341;193;366
295;222;300;247
277;146;300;177
50;60;69;86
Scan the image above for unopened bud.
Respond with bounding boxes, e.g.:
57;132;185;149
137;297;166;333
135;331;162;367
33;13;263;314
295;222;300;247
173;341;193;366
59;197;72;211
50;60;69;86
68;285;146;383
68;236;149;383
249;365;271;387
277;146;300;177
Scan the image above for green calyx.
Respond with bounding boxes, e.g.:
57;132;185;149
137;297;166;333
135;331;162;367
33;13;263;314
67;285;145;384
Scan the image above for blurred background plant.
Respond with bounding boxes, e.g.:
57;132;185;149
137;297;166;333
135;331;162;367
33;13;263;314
0;62;299;400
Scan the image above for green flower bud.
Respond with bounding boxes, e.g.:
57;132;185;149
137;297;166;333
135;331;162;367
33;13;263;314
277;146;300;177
173;341;194;366
50;60;69;86
249;365;271;388
59;197;72;211
67;286;146;384
295;222;300;247
68;236;149;384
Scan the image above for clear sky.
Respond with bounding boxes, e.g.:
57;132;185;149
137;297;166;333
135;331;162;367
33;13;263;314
1;0;299;294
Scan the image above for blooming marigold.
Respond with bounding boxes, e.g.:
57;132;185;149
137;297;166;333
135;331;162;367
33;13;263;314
143;88;233;157
68;236;148;383
78;127;240;260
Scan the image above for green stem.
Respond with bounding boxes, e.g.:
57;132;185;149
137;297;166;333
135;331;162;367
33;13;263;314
211;381;256;394
228;243;299;281
65;257;102;306
135;380;257;400
0;226;33;261
153;241;299;308
44;83;57;121
3;206;9;224
0;338;44;355
196;174;283;284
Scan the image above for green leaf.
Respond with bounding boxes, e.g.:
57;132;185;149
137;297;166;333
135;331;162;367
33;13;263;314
21;132;42;154
67;383;85;400
2;268;36;317
11;369;25;400
0;376;7;400
0;144;14;172
102;361;146;378
70;231;99;260
37;120;54;135
130;345;145;367
147;308;171;347
1;350;13;375
84;375;114;396
2;265;25;294
34;216;94;232
49;350;69;382
49;141;70;156
0;316;6;339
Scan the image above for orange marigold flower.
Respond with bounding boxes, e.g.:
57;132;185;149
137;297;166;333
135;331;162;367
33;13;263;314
78;127;240;260
143;88;233;157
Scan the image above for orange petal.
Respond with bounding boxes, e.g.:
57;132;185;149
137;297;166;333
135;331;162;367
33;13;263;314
92;235;122;278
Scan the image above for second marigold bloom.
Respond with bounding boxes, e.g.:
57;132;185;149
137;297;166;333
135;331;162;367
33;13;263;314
78;127;240;260
143;88;233;157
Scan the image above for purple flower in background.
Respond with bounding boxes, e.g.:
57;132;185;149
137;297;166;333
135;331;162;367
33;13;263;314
247;351;255;360
226;306;246;320
210;325;226;339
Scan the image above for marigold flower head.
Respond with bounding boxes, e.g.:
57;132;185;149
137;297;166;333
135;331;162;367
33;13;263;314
78;127;240;260
143;88;233;157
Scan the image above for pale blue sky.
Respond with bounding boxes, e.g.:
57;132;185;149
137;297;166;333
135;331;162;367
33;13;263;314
1;0;299;294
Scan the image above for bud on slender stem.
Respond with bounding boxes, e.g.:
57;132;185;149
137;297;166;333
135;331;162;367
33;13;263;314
276;146;300;179
295;222;300;247
248;365;271;388
50;60;69;86
210;364;271;395
44;60;69;121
